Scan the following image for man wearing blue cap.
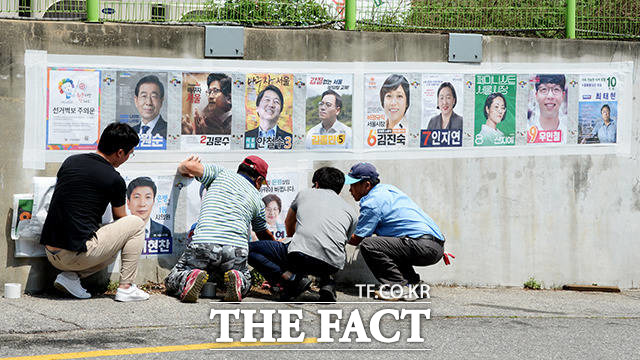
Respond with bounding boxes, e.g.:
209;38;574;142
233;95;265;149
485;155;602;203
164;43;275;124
345;162;445;301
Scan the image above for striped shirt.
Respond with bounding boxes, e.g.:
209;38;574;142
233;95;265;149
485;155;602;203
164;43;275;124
191;164;268;249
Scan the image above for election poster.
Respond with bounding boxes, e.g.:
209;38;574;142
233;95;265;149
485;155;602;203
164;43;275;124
244;73;294;150
473;74;516;146
255;170;300;241
304;74;353;150
11;194;45;258
526;74;569;144
420;74;464;147
46;68;101;150
180;72;232;151
183;177;206;246
116;71;168;150
578;75;618;144
124;175;174;255
364;73;410;149
11;194;33;241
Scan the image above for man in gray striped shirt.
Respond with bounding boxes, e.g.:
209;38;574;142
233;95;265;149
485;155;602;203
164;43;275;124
165;155;275;302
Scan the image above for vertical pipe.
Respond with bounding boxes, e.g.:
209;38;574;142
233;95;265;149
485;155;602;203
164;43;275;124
566;0;576;38
345;0;356;30
87;0;99;22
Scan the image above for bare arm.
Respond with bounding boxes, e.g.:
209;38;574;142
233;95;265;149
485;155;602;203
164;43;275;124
112;205;128;220
255;229;276;241
178;155;204;178
284;208;297;237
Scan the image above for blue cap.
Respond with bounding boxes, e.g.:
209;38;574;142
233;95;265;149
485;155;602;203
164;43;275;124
345;163;379;185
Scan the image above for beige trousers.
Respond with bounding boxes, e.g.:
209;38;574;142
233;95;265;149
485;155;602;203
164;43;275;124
46;215;145;285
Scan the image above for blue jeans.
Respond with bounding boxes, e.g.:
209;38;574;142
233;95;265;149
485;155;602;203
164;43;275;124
248;240;339;286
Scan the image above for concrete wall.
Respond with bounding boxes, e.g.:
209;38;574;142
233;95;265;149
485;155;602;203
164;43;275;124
1;19;639;292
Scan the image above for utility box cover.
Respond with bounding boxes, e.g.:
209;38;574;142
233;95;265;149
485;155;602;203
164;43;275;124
205;26;244;58
448;33;482;63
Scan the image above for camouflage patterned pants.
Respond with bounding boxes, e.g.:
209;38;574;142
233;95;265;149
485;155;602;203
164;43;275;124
164;242;251;297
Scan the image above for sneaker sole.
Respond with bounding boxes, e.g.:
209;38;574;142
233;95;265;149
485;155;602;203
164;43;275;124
54;280;90;299
181;272;209;303
223;270;242;302
373;290;401;302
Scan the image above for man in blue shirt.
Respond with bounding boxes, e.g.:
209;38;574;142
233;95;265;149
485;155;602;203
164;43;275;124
581;104;617;144
346;162;445;300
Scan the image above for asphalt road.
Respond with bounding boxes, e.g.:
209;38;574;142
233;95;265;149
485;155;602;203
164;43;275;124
1;287;639;359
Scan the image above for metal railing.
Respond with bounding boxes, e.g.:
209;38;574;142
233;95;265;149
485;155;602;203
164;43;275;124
0;0;638;40
575;0;640;39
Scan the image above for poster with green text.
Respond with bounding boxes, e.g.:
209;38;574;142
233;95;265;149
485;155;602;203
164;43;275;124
474;74;516;146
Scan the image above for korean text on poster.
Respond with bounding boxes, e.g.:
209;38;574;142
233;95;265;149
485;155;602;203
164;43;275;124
526;74;568;144
305;74;353;150
364;74;409;149
117;71;168;150
255;171;299;241
181;72;232;151
244;73;294;150
420;74;463;147
124;176;174;255
47;68;101;150
578;75;617;144
473;74;516;147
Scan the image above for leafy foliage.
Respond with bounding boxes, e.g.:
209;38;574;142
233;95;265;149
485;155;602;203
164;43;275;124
183;0;334;26
524;276;542;290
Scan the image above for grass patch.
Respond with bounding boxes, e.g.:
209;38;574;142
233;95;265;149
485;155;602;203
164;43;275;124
524;276;542;290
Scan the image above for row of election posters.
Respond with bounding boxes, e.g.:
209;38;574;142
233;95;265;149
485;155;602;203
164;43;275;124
12;170;301;257
46;68;620;151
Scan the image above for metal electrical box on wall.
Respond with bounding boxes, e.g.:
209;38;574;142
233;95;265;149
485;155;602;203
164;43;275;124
448;33;482;63
204;26;244;58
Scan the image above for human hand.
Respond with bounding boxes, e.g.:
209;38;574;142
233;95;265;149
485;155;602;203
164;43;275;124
347;234;363;246
194;109;207;134
181;114;195;135
178;154;202;177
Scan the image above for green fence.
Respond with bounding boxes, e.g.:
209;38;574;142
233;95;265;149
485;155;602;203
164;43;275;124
0;0;638;40
0;0;85;19
576;0;640;39
356;0;566;35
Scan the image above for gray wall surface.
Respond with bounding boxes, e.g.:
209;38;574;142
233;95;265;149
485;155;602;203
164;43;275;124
1;20;639;293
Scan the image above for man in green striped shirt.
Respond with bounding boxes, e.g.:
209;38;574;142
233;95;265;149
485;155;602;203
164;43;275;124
165;155;274;302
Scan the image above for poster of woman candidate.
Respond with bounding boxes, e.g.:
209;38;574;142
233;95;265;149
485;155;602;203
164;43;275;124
180;72;232;151
305;74;353;150
364;73;409;149
116;71;169;150
124;176;174;255
473;74;516;146
421;74;464;147
244;73;294;150
526;74;568;144
47;68;101;150
578;75;618;144
256;170;300;241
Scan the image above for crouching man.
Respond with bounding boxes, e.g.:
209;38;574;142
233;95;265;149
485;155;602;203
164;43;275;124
346;162;445;301
248;167;358;302
40;123;149;302
165;155;275;302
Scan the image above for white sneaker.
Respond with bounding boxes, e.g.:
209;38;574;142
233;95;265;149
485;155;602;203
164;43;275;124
115;284;150;302
54;272;91;299
401;286;418;302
